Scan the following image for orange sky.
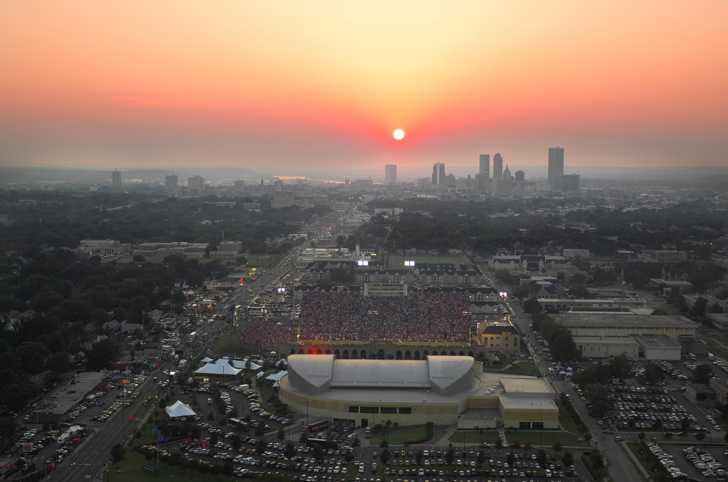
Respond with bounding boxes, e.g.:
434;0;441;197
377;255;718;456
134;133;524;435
1;1;727;177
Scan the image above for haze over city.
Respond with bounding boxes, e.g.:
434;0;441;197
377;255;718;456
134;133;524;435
2;1;727;179
3;4;728;482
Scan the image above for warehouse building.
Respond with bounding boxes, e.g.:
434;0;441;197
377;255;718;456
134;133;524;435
279;355;558;429
573;336;639;359
554;313;697;338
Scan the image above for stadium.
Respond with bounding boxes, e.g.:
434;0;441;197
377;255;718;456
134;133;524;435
279;354;559;429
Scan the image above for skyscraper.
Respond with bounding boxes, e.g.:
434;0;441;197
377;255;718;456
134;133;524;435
432;163;446;185
493;153;503;180
478;154;490;179
111;170;122;191
165;175;178;191
188;175;205;192
548;147;565;190
385;164;397;185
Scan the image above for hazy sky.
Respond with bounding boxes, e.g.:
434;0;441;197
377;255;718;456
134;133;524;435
1;1;727;178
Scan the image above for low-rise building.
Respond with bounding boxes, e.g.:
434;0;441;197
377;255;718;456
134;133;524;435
573;336;639;359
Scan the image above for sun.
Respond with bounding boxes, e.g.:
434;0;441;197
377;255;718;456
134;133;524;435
392;128;405;141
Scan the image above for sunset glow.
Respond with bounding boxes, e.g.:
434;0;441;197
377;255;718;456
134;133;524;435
1;0;727;176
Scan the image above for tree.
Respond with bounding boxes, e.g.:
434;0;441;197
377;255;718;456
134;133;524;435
231;434;242;452
380;447;390;465
254;421;265;437
692;297;708;317
507;451;515;467
523;298;542;315
638;432;646;440
16;342;49;374
681;418;691;432
277;427;285;441
584;384;611;418
110;444;125;463
379;439;388;449
589;451;604;470
476;449;485;466
552;442;562;452
86;339;120;370
445;444;455;465
255;439;267;455
694;363;713;384
609;354;632;379
415;449;423;465
562;451;574;466
536;449;547;465
285;441;296;459
644;362;665;385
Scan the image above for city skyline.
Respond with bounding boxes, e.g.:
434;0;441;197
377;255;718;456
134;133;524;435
2;1;727;175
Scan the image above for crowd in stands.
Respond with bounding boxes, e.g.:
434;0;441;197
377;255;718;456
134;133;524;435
297;290;471;342
240;318;291;349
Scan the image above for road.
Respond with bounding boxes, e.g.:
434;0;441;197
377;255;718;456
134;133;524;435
509;298;646;482
46;368;162;482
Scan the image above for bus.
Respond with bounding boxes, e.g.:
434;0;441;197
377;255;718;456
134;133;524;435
305;420;330;433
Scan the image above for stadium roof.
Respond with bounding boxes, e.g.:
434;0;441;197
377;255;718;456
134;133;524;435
286;354;475;394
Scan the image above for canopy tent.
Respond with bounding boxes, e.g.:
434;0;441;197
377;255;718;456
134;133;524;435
165;400;196;418
265;370;288;383
194;359;242;376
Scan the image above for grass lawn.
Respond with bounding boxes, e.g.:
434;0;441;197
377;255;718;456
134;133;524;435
449;430;500;444
368;424;432;445
108;450;239;482
506;430;587;447
556;400;583;435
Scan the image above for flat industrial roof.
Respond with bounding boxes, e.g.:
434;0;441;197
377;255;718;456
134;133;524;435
573;336;639;345
499;395;558;411
500;377;554;395
555;313;696;329
633;335;682;348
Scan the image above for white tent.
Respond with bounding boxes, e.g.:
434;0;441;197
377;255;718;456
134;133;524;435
194;359;242;376
165;400;196;418
231;358;262;371
265;370;288;383
200;356;213;363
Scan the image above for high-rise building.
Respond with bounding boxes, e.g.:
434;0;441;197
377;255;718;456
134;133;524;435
514;170;525;182
165;175;178;191
479;154;490;179
432;163;446;185
111;170;122;191
385;164;397;185
548;147;565;190
188;175;205;192
493;153;503;180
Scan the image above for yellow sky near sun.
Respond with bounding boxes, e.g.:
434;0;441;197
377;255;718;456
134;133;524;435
1;0;727;169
